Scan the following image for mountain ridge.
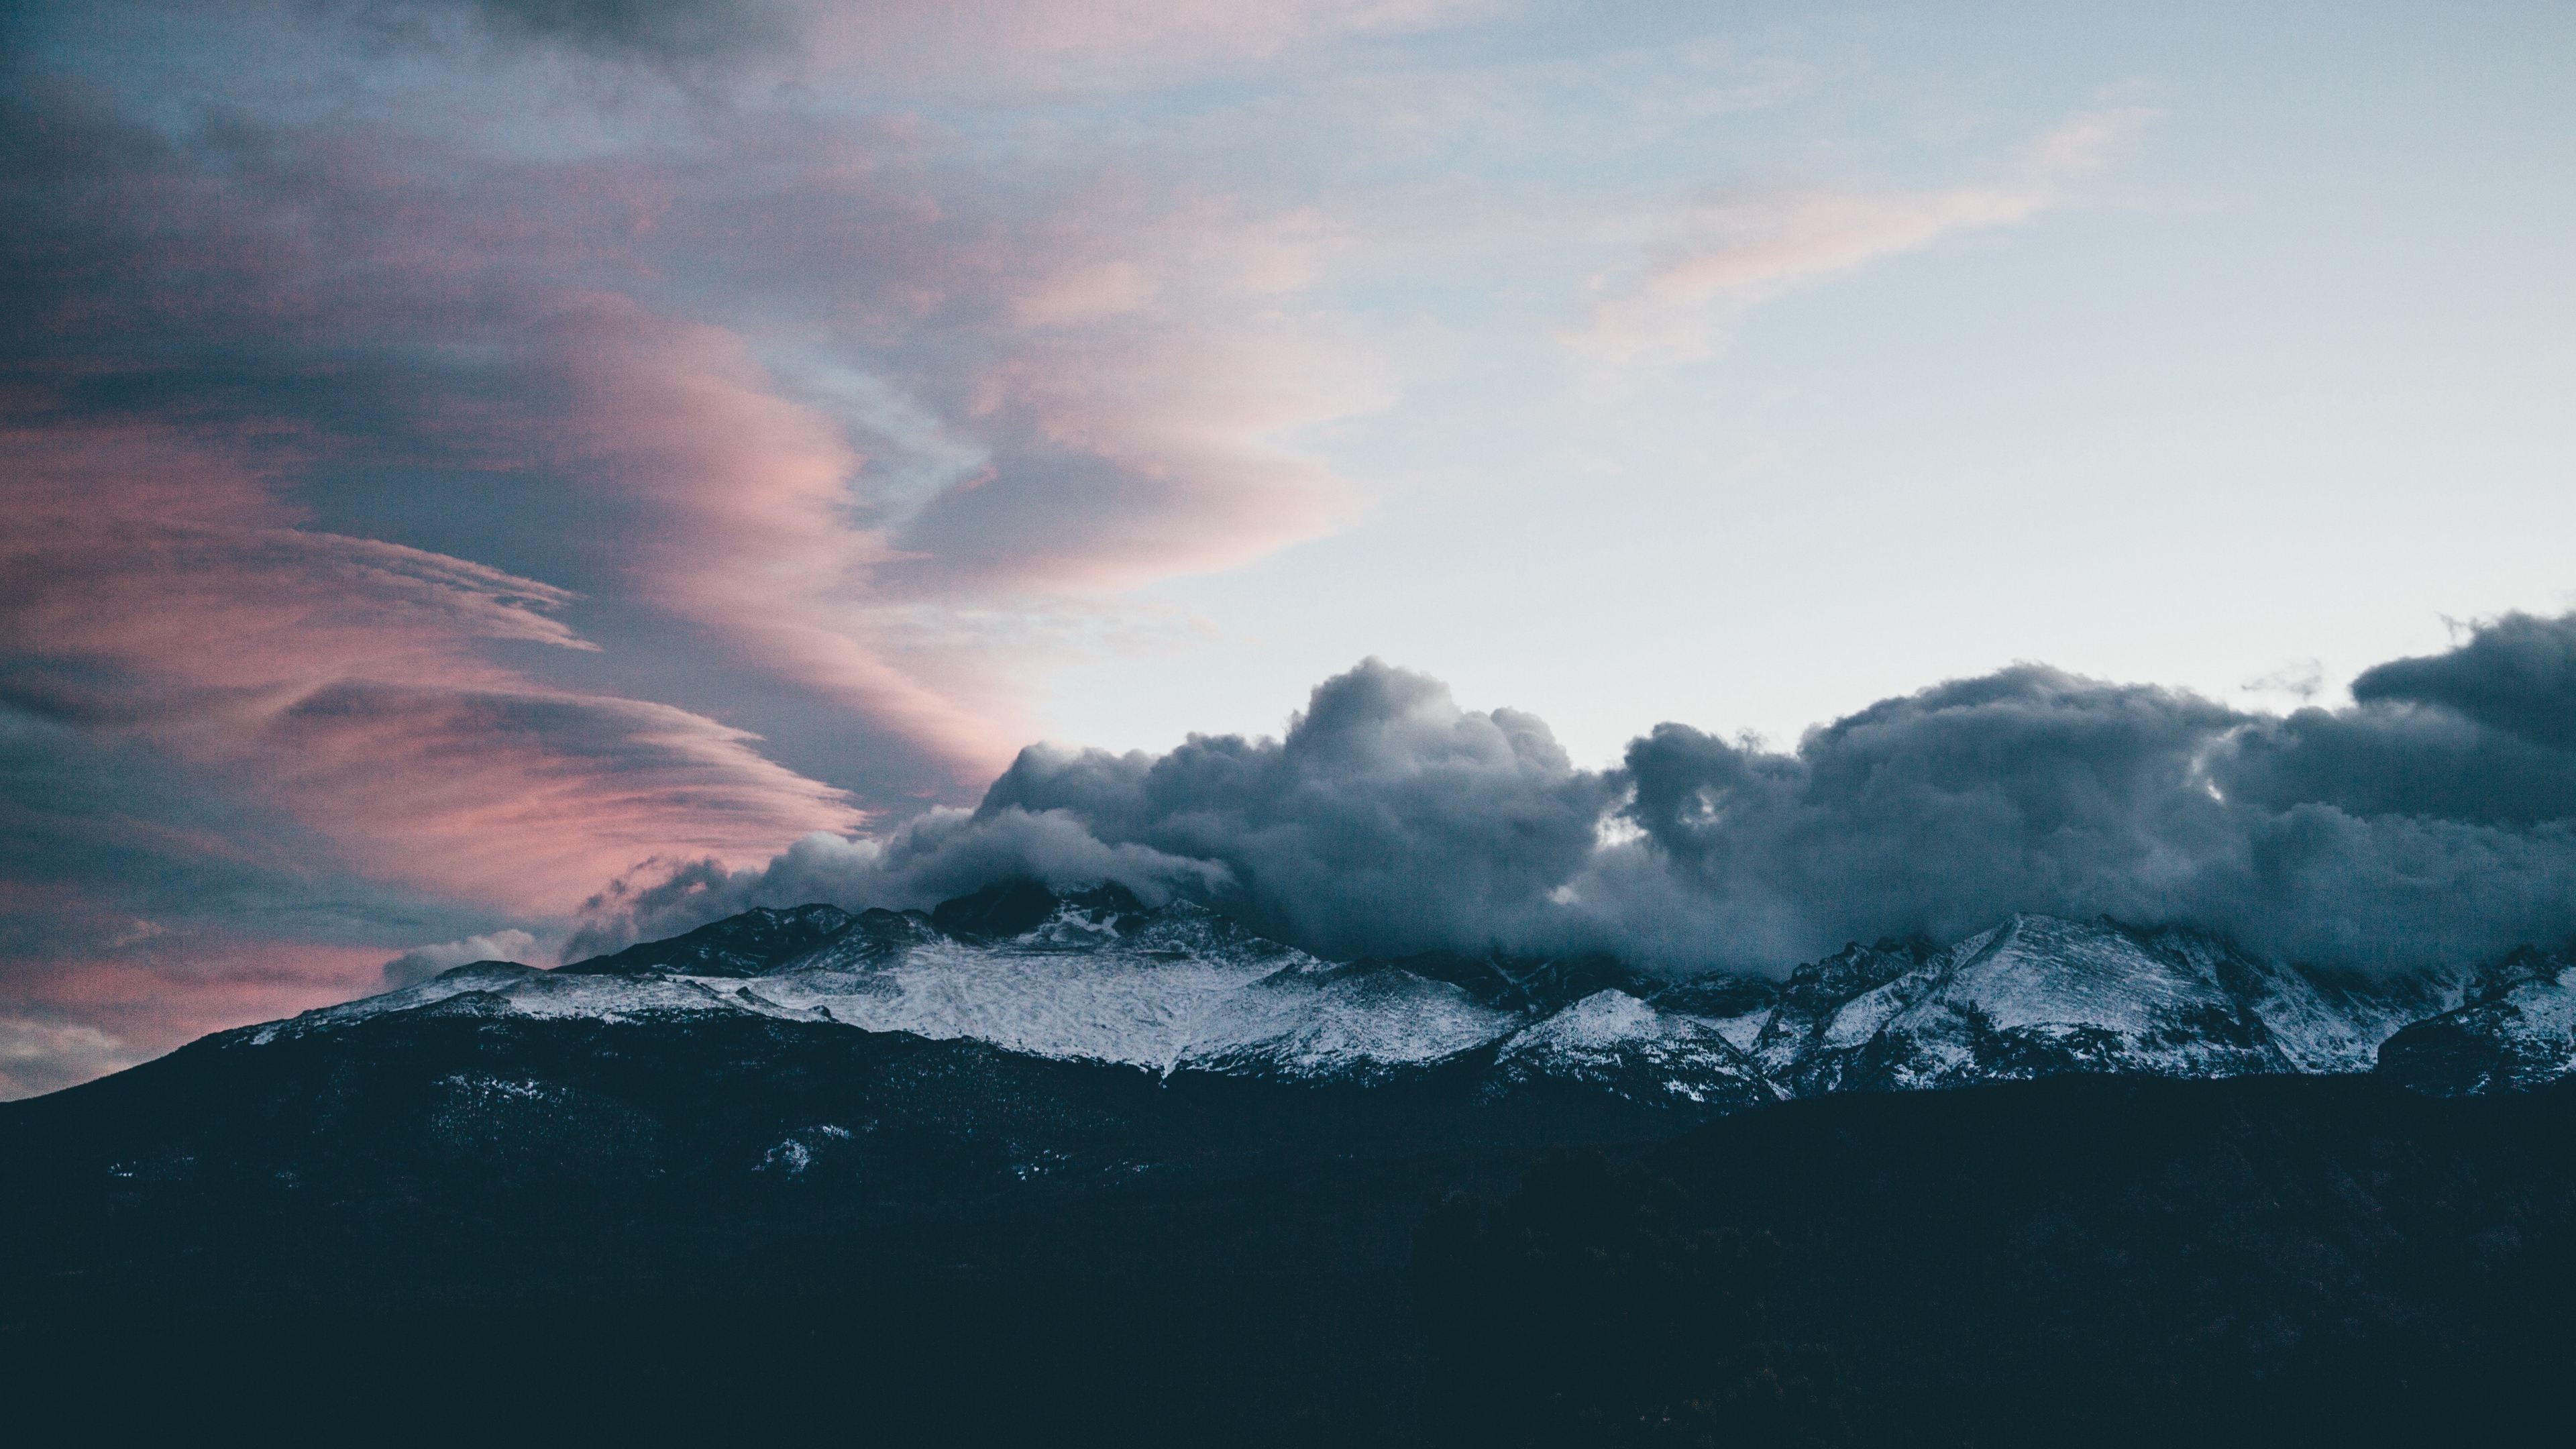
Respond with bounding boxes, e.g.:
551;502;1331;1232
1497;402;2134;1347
217;881;2576;1114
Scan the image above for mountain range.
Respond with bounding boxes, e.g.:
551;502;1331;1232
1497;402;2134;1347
9;880;2563;1224
235;879;2576;1116
9;881;2576;1446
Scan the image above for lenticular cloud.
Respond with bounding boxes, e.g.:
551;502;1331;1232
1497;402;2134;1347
574;611;2576;979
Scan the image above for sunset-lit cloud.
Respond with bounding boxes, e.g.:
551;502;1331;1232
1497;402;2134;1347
1;0;1428;1083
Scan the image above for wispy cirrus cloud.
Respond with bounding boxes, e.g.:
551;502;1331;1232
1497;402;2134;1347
0;416;865;903
1568;109;2157;366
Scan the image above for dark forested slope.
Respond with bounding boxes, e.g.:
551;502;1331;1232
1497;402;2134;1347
6;1067;2572;1446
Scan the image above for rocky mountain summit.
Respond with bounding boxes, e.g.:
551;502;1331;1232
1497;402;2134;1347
233;881;2573;1110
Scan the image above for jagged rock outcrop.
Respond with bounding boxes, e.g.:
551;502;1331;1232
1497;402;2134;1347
1746;936;1945;1093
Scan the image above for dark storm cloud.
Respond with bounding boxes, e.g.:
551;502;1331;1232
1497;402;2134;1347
1612;657;2576;971
2351;610;2576;750
2215;613;2576;829
2216;698;2576;826
562;659;1615;958
587;614;2576;978
1611;667;2247;961
973;659;1622;958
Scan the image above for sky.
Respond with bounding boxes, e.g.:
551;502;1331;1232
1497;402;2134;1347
4;0;2573;1096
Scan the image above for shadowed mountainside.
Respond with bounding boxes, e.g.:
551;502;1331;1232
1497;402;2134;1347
5;1071;2573;1446
6;885;2573;1444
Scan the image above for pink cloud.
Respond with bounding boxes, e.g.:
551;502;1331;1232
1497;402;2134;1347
1;935;395;1099
643;145;1388;596
2;59;1404;961
2;418;861;910
0;11;1437;1095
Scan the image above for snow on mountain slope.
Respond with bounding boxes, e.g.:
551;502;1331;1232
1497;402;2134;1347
757;902;1786;1087
1737;917;2480;1096
2376;949;2576;1095
1748;938;1947;1095
242;890;1776;1092
1169;963;1518;1081
1484;990;1780;1110
753;895;1719;1082
759;902;1335;1074
745;898;1518;1077
233;886;2575;1106
1842;915;2290;1090
234;894;1534;1081
237;961;818;1044
2129;925;2470;1075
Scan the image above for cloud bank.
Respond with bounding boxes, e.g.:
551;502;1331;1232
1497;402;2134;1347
576;611;2576;979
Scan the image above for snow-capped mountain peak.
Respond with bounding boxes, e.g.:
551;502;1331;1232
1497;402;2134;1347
232;886;2576;1110
1483;989;1779;1110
